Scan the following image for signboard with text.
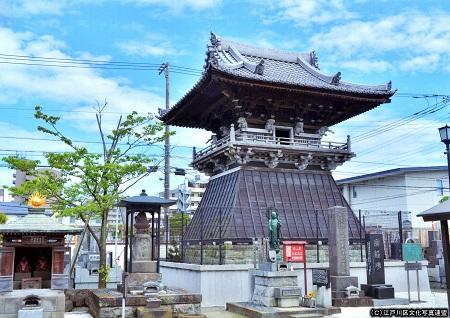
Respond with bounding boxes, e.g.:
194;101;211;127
283;241;305;263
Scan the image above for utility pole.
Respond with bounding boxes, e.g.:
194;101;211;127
159;62;170;259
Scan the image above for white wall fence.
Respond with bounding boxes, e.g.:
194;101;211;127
160;261;430;307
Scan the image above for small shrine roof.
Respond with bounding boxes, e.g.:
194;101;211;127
0;208;82;234
116;190;176;209
418;200;450;222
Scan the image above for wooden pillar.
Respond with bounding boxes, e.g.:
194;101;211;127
440;219;450;310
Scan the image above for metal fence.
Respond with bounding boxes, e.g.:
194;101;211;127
361;210;412;259
159;205;367;265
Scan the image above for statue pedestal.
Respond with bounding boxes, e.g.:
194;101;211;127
251;269;300;307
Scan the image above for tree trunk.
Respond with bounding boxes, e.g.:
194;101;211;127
98;209;108;289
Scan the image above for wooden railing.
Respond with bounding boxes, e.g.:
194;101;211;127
193;124;351;161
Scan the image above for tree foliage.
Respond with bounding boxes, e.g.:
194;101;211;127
169;212;192;238
3;104;170;288
0;211;6;243
0;212;7;224
439;196;449;204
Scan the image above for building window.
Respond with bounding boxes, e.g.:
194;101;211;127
436;179;444;196
352;186;357;198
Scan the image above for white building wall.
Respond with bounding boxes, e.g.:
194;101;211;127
404;171;448;228
339;170;449;230
341;175;408;212
160;261;430;307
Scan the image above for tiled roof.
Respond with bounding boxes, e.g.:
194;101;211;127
336;166;448;184
185;167;362;242
0;202;28;215
206;33;393;95
0;208;82;234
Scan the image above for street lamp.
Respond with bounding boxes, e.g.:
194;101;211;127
438;124;450;309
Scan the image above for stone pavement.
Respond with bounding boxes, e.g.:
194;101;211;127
203;306;246;318
330;291;448;318
202;291;449;318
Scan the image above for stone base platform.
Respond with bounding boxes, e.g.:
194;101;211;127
137;306;173;318
330;275;358;299
252;269;300;307
86;288;201;318
226;302;341;318
332;297;373;307
372;298;409;306
0;289;65;318
127;273;162;288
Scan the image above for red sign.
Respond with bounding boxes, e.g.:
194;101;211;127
283;241;306;263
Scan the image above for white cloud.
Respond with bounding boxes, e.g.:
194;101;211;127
310;11;450;73
339;59;392;73
0;27;164;132
122;0;221;11
400;54;440;72
117;41;175;57
0;0;69;17
256;0;357;26
332;110;447;180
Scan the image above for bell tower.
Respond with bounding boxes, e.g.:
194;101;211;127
161;33;394;245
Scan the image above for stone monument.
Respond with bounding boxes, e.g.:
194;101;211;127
328;206;359;301
360;233;394;299
127;211;160;292
132;212;156;273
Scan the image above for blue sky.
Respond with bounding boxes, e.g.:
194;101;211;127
1;0;450;198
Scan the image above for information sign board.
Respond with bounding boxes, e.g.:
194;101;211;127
402;243;422;262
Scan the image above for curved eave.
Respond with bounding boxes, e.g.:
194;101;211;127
214;68;394;101
159;71;211;125
161;67;394;129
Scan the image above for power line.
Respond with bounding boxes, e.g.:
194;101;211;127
0;54;203;75
0;53;203;72
352;98;448;143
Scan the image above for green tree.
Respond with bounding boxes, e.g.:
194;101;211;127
0;212;7;224
169;212;192;238
3;105;169;288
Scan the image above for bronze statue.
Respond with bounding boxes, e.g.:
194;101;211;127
268;207;281;255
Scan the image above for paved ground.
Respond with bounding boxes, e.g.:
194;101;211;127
203;306;247;318
203;291;449;318
329;291;448;318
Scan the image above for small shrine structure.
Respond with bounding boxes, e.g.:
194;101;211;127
160;33;395;250
116;190;175;285
0;192;82;291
